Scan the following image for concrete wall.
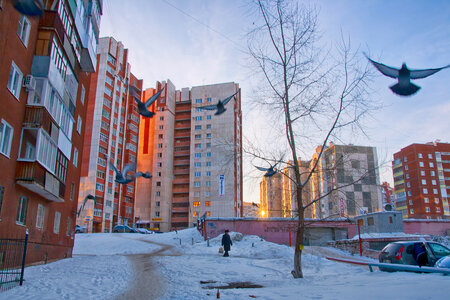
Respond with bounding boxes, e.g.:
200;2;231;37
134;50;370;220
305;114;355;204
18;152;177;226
404;219;450;236
355;211;404;234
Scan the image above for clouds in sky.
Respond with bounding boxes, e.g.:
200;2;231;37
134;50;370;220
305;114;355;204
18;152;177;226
99;0;450;203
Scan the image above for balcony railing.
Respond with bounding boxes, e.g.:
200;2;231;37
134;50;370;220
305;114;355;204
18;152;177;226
15;161;64;202
174;160;190;167
23;106;55;131
39;11;65;45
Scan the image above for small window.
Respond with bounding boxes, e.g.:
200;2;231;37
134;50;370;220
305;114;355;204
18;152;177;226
431;171;435;176
195;99;202;104
53;211;61;234
16;196;28;225
423;188;428;194
409;200;413;205
156;181;161;187
80;84;85;105
156;201;160;207
405;165;408;170
407;182;411;187
73;147;78;167
421;179;426;185
77;115;82;134
207;97;212;103
36;204;45;229
432;180;437;185
367;217;374;226
17;15;31;46
410;208;414;214
419;162;424;167
429;162;434;168
194;182;201;187
193;201;200;207
206;115;211;120
418;153;423;158
0;119;14;157
424;197;429;203
156;191;160;197
7;61;23;99
205;201;211;206
426;207;430;213
420;171;425;176
428;154;433;159
407;191;411;196
433;189;438;195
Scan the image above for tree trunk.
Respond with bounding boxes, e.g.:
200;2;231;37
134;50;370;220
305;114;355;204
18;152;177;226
292;201;304;278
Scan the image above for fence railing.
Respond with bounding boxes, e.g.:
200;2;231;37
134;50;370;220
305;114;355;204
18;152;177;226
0;231;28;292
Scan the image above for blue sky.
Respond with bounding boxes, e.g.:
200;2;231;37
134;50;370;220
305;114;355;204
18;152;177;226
99;0;450;203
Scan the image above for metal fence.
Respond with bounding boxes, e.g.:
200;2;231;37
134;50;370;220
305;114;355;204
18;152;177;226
0;232;28;292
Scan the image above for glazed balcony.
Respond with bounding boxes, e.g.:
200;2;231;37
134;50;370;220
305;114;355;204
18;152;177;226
23;106;55;132
15;161;64;202
39;11;65;44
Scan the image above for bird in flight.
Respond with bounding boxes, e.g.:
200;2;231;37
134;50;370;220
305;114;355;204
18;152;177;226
364;53;450;96
109;161;138;184
77;194;96;217
255;159;282;177
196;91;239;115
131;86;164;118
13;0;44;16
135;171;152;179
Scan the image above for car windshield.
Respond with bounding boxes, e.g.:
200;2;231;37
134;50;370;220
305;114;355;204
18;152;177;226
428;243;450;257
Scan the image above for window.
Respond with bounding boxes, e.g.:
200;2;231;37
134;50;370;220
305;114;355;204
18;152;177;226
418;153;423;158
157;172;162;177
206;162;211;167
158;153;162;158
158;134;163;139
435;198;439;204
0;120;13;157
195;153;201;158
66;217;71;236
53;211;61;234
195;116;202;121
206;171;211;176
367;217;374;226
205;192;210;197
428;154;433;159
159;125;164;130
156;201;160;207
193;211;199;217
17;15;31;46
405;165;408;170
206;211;211;217
36;204;45;229
206;152;211;157
156;181;161;187
96;183;104;192
420;171;425;176
156;191;160;197
195;143;201;149
194;172;201;177
410;208;414;214
206;181;211;187
158;143;163;149
80;84;85;105
436;207;441;213
432;180;437;185
195;134;201;139
159;116;164;121
97;171;105;179
77;115;82;134
7;61;22;99
194;162;201;167
206;143;211;148
207;97;212;103
433;189;438;195
426;207;430;213
409;200;413;205
106;200;112;207
429;162;434;168
421;179;426;185
407;191;411;196
195;99;202;104
205;201;211;206
193;201;200;207
404;157;407;162
424;197;429;203
157;162;162;167
195;125;201;130
406;174;410;179
73;147;78;167
389;216;393;223
155;211;160;217
423;188;428;194
127;185;134;193
206;124;211;129
431;171;435;176
407;182;411;187
206;115;211;120
206;133;211;139
419;162;424;167
194;182;201;187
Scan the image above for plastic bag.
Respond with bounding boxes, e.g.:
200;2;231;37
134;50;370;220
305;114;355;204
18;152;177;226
219;246;224;253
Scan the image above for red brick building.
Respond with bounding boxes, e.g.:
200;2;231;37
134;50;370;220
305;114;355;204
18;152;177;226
392;141;450;219
0;0;102;264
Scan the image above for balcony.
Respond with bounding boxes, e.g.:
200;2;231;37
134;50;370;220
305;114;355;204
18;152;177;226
39;11;65;44
173;177;189;185
171;216;189;223
172;207;189;213
175;123;191;130
174;141;190;148
173;169;189;176
172;197;189;202
173;187;189;194
15;161;64;202
23;106;55;131
174;160;190;167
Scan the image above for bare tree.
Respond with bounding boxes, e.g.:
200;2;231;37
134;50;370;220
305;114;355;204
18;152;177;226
247;0;375;278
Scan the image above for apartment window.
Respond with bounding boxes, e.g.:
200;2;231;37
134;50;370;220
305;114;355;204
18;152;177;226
426;207;430;213
196;108;202;112
205;192;211;197
158;134;163;139
404;157;407;162
108;175;113;183
205;201;211;206
194;191;200;197
53;211;61;234
107;187;112;194
102;109;110;119
98;157;106;167
410;208;414;214
407;182;411;188
206;143;211;148
419;162;424;167
207;97;212;103
17;15;31;46
420;170;425;176
100;133;108;143
407;191;411;196
73;147;78;167
195;116;202;121
194;162;201;167
195;125;201;130
156;201;160;207
105;76;113;86
418;153;423;158
159;116;164;121
96;183;104;192
433;189;438;195
195;99;202;104
157;162;162;167
105;213;110;220
206;152;211;157
405;165;408;170
156;181;161;187
194;172;201;177
206;162;211;167
435;198;440;204
421;179;426;185
206;171;211;176
206;124;211;129
207;115;211;120
428;154;433;159
50;37;67;79
195;134;201;139
106;200;112;207
206;211;211;217
127;185;134;193
66;217;71;236
158;143;163;148
194;153;201;158
0;119;13;157
97;171;105;179
156;191;160;196
36;204;45;229
55;152;68;183
155;211;160;217
7;61;22;99
206;181;211;187
424;197;429;203
436;207;441;213
193;201;201;207
195;143;201;149
409;200;413;205
432;180;437;185
206;133;211;139
429;162;434;168
194;182;201;187
107;54;116;65
406;174;410;179
106;65;114;75
77;115;82;134
423;188;428;194
80;84;85;105
156;172;161;177
158;153;162;158
159;125;164;130
431;171;435;176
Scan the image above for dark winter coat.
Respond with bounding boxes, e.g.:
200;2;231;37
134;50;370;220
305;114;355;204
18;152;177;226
413;243;428;267
221;233;232;251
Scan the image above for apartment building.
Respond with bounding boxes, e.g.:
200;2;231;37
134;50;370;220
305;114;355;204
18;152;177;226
0;0;102;264
77;37;143;233
260;173;283;218
135;81;242;232
309;143;382;219
392;141;450;219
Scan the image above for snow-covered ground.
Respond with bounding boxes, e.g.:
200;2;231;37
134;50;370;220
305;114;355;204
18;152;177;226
2;228;449;299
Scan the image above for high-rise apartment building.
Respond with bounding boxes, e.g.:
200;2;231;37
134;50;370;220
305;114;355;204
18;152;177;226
135;81;242;231
78;37;142;232
309;143;382;219
0;0;102;264
392;141;450;219
260;173;283;218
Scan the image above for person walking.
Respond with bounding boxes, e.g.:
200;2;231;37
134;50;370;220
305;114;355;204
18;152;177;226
221;230;232;257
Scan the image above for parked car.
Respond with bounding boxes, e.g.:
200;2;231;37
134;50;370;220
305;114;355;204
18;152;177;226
75;225;87;233
136;228;154;234
378;241;450;271
435;255;450;269
113;225;138;233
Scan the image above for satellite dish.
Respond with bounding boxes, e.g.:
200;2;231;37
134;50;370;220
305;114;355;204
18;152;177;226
384;203;393;211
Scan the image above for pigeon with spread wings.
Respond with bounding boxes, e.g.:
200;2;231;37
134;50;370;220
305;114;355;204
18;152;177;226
364;53;450;96
13;0;44;16
135;171;152;179
197;91;239;115
131;86;164;118
109;161;137;184
255;159;282;178
77;194;96;217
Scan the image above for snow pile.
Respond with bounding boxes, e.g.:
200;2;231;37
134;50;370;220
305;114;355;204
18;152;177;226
351;232;425;240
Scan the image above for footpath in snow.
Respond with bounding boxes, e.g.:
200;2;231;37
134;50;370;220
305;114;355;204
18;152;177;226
1;228;450;300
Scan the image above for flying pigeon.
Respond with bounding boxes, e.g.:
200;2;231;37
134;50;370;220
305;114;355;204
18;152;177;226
255;159;282;177
364;53;450;96
77;194;96;217
196;91;239;115
109;161;137;184
131;87;164;118
135;171;152;179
